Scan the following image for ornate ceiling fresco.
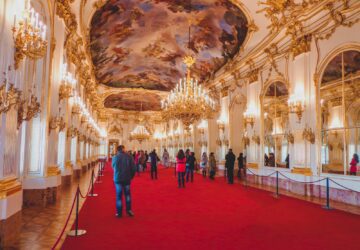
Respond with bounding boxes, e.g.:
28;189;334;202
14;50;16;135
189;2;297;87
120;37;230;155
90;0;248;93
104;91;162;111
322;50;360;85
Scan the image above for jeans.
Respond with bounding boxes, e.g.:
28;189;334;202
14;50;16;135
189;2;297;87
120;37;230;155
137;164;141;175
186;168;194;182
178;172;185;187
115;183;131;214
151;164;157;179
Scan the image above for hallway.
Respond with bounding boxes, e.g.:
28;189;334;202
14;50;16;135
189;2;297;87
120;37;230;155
62;164;360;250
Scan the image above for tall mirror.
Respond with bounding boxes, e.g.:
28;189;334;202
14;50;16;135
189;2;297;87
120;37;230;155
262;81;290;168
320;49;360;175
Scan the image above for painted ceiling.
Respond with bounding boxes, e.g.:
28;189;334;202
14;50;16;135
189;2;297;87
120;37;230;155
90;0;248;96
104;91;162;111
322;50;360;85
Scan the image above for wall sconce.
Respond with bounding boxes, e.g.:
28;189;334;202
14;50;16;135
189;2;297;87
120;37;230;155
0;81;21;114
217;120;225;131
284;131;294;144
198;140;208;147
12;1;47;69
67;126;78;138
242;135;250;147
81;115;88;125
302;126;315;144
59;63;76;102
288;94;305;122
252;135;260;145
49;116;61;134
198;127;205;135
243;110;255;128
216;138;222;146
17;93;40;129
72;103;81;115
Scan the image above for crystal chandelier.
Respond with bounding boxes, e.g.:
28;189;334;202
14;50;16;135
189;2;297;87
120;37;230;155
161;56;216;128
129;105;151;143
12;0;47;69
130;124;151;144
161;0;216;129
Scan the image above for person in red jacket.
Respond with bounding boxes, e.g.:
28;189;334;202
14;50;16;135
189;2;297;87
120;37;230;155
350;153;359;176
176;149;186;188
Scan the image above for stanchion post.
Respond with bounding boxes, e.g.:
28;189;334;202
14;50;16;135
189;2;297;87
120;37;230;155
273;171;279;198
243;168;248;188
99;161;104;177
322;177;331;210
68;187;87;236
88;169;98;197
96;166;102;184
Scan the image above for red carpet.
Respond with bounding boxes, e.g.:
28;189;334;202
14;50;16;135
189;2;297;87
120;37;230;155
62;162;360;250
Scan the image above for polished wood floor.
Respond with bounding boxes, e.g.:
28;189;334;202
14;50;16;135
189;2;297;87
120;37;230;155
8;168;97;250
6;167;360;250
216;170;360;215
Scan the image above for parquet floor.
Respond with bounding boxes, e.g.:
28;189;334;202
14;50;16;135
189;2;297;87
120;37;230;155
7;168;97;250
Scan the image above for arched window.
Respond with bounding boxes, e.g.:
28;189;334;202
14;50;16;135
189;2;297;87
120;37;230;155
320;49;360;175
262;81;289;168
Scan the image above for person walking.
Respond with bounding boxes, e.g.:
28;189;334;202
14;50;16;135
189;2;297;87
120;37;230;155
149;149;159;179
162;149;170;168
350;153;359;176
139;150;146;173
144;150;149;171
237;153;244;179
186;152;196;183
112;145;136;218
176;149;186;188
225;149;235;184
209;152;217;180
200;152;208;177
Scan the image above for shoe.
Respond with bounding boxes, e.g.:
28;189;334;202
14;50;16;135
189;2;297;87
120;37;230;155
127;210;134;217
115;213;122;218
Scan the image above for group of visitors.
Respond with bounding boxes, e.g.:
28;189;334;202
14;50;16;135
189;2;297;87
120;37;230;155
129;149;160;180
175;149;218;188
111;146;248;218
264;153;290;168
224;149;246;184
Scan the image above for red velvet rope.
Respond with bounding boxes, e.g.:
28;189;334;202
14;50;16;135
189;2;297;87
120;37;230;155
51;187;79;250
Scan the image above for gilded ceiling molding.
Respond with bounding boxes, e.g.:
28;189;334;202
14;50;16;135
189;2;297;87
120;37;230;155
56;0;103;113
211;0;358;90
257;0;323;32
55;0;77;32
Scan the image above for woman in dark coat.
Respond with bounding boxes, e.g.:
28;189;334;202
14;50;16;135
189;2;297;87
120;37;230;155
237;153;244;179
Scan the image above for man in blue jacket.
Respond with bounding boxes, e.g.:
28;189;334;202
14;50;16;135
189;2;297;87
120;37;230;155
112;145;136;217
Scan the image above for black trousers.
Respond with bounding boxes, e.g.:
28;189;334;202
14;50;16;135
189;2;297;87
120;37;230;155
151;164;157;179
227;168;234;184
